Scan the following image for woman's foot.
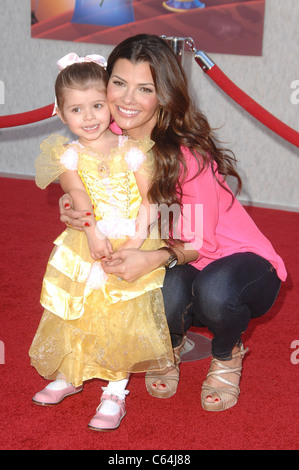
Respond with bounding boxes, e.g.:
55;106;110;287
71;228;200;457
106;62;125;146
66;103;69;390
145;337;186;398
201;343;249;411
145;364;180;398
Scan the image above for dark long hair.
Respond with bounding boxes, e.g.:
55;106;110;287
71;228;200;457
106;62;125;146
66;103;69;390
107;34;242;216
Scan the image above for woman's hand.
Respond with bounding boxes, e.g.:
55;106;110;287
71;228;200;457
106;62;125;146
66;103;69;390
101;248;167;283
100;243;198;282
59;194;92;230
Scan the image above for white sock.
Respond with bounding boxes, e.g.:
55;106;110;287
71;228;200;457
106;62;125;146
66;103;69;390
100;378;129;415
45;373;71;391
45;379;71;391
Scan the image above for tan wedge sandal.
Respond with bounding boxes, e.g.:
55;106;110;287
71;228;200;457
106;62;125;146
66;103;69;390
145;336;186;399
201;342;249;411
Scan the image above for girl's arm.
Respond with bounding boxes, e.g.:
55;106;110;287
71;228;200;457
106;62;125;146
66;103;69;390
59;171;113;259
59;170;94;223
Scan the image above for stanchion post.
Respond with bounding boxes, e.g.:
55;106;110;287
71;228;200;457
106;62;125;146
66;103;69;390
160;35;195;63
160;35;215;72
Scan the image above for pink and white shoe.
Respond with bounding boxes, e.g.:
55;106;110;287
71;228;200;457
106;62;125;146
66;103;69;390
88;393;127;431
32;384;83;406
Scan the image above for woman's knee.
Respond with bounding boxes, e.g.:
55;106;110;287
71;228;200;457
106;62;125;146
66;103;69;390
192;267;233;314
191;252;281;327
191;255;252;328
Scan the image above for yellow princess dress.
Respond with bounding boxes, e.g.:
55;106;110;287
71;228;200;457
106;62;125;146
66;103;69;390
29;134;173;386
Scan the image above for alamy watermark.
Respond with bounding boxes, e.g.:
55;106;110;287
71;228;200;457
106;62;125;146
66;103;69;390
290;340;299;365
0;340;4;364
0;80;4;104
290;80;299;104
95;203;204;250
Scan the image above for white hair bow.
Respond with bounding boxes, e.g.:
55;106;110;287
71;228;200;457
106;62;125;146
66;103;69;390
52;53;107;115
56;52;107;71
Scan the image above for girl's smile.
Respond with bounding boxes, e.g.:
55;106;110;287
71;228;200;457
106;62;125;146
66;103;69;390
57;87;111;147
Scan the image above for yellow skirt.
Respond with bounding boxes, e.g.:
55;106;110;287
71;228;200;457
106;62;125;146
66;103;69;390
29;229;173;386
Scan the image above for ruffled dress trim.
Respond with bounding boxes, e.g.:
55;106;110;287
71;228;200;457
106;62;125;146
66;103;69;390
35;134;155;189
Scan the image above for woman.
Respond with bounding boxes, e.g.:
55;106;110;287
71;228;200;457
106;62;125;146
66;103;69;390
59;34;286;412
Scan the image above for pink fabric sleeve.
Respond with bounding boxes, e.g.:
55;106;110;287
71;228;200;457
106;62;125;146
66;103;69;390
178;148;287;281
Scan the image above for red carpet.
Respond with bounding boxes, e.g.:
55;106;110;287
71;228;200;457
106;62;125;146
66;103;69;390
0;176;298;450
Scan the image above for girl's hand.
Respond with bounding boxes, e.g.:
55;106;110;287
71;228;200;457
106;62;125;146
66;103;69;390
87;232;114;260
101;248;167;282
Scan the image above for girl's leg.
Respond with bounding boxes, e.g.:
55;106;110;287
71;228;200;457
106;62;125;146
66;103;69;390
88;377;130;431
42;372;70;390
191;252;281;410
32;372;83;405
100;378;130;415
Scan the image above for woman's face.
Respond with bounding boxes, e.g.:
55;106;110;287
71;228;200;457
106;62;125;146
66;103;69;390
107;59;160;139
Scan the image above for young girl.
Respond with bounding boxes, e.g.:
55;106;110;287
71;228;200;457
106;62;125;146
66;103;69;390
29;53;173;431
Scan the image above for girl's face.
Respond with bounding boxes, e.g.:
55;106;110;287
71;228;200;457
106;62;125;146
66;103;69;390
107;59;160;139
57;85;111;147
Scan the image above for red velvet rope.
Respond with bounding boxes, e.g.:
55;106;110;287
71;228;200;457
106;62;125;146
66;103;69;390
0;104;54;128
0;64;298;147
205;65;299;148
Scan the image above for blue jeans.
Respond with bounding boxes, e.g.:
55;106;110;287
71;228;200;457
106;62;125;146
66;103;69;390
161;252;281;359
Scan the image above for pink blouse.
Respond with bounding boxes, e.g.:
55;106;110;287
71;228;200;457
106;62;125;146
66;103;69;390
178;147;287;281
109;123;286;281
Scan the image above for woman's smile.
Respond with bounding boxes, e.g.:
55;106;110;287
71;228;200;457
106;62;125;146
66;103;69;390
117;106;140;117
107;59;160;139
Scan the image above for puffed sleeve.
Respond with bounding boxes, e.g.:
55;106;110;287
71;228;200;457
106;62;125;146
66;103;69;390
35;134;76;189
123;137;155;179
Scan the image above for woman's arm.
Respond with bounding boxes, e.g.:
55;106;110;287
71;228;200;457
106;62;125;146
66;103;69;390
100;159;200;281
101;242;198;282
59;171;94;223
59;194;92;229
